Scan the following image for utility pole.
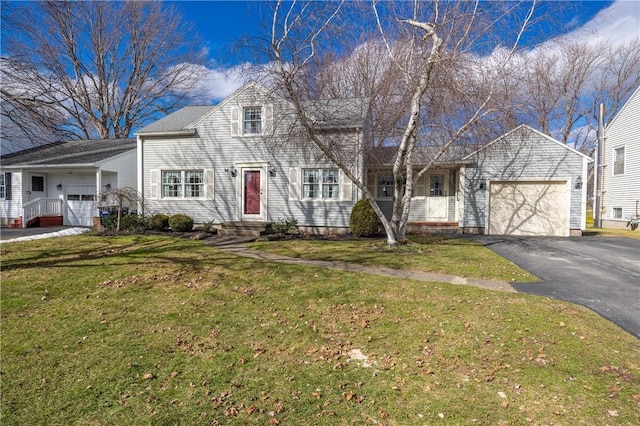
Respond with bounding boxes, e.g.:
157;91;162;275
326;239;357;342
594;103;605;228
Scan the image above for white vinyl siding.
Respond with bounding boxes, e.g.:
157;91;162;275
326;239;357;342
462;125;590;234
602;87;639;224
141;82;363;227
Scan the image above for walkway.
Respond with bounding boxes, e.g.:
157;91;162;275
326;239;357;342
203;236;516;293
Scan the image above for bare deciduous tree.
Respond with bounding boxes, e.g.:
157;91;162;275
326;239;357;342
267;0;538;245
502;39;640;152
1;1;207;149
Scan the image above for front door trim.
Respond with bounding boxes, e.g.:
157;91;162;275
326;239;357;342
236;162;268;222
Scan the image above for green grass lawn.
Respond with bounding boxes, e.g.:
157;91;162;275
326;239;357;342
2;234;639;425
249;235;538;282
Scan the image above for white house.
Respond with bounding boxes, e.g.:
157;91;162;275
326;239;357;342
136;82;591;237
0;138;137;227
601;86;640;228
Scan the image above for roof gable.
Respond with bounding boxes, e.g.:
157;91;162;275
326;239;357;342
1;138;136;167
462;124;592;161
605;85;640;134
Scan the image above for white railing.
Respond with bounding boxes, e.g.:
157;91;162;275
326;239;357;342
22;197;63;228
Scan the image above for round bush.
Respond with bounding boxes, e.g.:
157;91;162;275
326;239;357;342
147;214;170;231
349;199;379;237
169;214;194;232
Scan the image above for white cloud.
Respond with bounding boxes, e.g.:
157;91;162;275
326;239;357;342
557;0;640;47
196;64;251;102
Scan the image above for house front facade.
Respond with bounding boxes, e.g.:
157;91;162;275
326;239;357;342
137;83;590;237
135;82;363;233
601;86;640;228
0;139;137;227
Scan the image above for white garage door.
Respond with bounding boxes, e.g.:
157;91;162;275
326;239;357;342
64;185;96;227
488;181;569;236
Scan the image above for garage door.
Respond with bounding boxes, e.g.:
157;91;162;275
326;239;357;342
64;185;96;227
488;181;569;236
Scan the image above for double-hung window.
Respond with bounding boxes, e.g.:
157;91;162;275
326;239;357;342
162;170;204;198
243;107;262;135
613;147;625;175
303;168;340;199
0;174;4;199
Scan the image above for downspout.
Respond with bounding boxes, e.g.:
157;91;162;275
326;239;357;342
594;103;605;228
136;136;144;216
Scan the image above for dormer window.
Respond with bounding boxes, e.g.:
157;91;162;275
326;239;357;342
243;107;262;134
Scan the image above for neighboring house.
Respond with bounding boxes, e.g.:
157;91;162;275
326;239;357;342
136;82;590;237
0;138;136;227
601;86;640;228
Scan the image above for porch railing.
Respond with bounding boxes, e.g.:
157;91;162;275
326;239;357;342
22;197;63;228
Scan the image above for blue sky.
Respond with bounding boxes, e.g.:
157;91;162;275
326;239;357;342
167;0;639;100
173;1;614;65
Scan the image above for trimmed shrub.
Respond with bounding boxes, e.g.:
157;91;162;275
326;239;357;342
271;218;298;235
169;214;194;232
103;214;147;233
147;214;170;231
349;200;379;237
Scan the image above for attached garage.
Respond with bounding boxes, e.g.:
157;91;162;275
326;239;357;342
461;125;592;237
64;185;97;226
488;181;569;236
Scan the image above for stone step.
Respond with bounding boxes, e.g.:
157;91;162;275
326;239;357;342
218;221;273;238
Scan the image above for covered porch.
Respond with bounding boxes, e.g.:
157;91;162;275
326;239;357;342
366;165;465;231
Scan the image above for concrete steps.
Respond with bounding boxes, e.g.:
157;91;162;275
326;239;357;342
217;221;273;238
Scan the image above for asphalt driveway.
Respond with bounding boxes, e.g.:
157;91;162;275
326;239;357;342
472;235;640;338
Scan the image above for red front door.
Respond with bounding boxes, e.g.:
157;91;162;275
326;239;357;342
244;170;261;215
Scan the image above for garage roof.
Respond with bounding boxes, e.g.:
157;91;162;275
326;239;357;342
1;138;136;167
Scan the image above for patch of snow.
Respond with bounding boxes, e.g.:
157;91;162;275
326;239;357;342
347;349;374;368
0;227;90;244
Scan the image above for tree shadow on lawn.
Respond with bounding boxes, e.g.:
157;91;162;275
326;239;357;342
0;234;251;274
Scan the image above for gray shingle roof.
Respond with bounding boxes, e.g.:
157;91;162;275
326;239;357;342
1;138;136;167
136;106;215;134
302;98;369;128
367;145;479;167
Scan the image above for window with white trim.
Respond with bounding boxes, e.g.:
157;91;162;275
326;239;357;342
303;168;340;199
243;107;262;134
367;172;414;199
162;170;204;198
0;174;4;199
613;207;623;219
613;147;625;175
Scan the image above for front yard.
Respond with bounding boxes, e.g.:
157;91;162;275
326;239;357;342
1;234;639;425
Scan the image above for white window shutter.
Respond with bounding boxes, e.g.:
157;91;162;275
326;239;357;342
205;169;214;200
263;104;274;135
150;169;159;199
341;171;353;201
289;167;299;200
231;106;240;136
